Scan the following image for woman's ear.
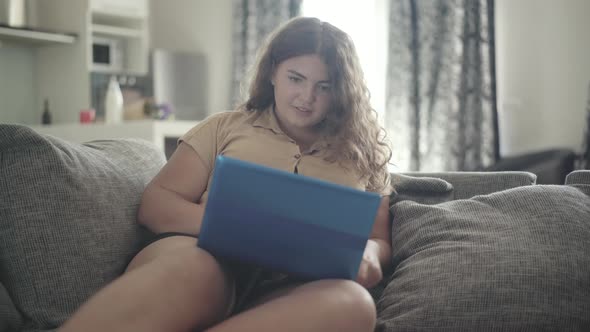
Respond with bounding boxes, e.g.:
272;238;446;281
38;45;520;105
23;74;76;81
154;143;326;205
270;69;276;86
270;61;277;86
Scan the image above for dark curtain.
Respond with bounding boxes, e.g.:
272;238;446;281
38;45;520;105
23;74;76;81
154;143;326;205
385;0;498;171
231;0;302;106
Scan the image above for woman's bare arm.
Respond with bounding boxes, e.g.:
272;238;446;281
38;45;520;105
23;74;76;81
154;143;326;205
368;195;392;268
137;142;210;235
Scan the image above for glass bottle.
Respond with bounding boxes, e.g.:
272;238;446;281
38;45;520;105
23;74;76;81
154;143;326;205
41;98;52;125
104;75;123;124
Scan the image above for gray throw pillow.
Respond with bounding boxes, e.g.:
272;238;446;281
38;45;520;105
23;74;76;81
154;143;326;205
377;185;590;331
0;125;166;330
0;282;22;332
390;173;454;205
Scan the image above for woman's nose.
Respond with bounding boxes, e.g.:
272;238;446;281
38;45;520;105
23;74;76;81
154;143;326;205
301;83;316;103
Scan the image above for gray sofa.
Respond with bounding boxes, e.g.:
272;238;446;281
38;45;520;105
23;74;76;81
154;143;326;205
1;124;589;332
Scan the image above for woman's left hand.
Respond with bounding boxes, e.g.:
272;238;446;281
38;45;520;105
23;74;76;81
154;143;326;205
356;195;391;289
355;245;383;288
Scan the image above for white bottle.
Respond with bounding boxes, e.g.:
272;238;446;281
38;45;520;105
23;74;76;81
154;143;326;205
104;75;124;124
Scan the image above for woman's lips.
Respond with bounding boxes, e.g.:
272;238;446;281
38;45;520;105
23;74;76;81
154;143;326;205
295;106;312;114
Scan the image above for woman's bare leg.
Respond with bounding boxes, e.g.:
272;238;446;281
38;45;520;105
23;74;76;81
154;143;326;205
207;279;376;332
60;236;234;332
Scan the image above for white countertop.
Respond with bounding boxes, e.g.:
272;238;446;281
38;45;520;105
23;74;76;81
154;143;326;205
29;120;199;153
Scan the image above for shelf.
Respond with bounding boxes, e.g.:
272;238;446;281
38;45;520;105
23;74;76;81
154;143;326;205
91;24;143;38
0;26;76;46
92;9;147;22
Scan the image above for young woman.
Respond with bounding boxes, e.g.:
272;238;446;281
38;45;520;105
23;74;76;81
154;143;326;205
61;16;392;332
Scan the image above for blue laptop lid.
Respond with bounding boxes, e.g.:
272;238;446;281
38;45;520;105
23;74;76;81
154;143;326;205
198;155;381;280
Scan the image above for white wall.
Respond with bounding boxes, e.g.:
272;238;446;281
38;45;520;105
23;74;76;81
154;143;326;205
496;0;590;157
0;46;37;124
150;0;233;115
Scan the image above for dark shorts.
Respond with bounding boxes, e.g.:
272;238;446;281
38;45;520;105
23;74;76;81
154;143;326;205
141;232;304;315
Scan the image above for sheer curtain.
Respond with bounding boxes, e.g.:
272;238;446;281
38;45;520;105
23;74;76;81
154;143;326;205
230;0;302;106
302;0;389;121
385;0;498;172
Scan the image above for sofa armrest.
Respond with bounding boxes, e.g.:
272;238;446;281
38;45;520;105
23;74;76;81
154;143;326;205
566;170;590;185
565;170;590;196
401;171;536;199
0;282;22;331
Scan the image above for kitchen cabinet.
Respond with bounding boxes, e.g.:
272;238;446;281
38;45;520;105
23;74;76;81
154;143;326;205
27;0;150;124
88;0;149;74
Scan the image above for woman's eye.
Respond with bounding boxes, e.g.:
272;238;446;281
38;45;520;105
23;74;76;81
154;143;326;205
318;85;331;92
288;76;302;83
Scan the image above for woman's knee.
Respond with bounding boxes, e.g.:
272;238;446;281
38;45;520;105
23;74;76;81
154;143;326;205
116;239;234;329
339;280;377;329
162;247;228;291
127;236;232;304
126;235;199;272
312;280;377;331
129;240;234;325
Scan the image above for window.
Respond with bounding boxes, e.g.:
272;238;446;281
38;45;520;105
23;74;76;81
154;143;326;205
302;0;389;124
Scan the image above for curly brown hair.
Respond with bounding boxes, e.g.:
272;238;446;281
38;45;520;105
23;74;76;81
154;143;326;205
238;17;392;194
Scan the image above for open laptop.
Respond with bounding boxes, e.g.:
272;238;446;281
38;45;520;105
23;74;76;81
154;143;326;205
197;155;381;280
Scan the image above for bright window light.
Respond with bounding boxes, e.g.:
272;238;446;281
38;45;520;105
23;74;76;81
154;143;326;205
302;0;389;124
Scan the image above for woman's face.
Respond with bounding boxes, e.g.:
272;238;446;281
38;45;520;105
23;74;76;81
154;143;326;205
272;54;332;142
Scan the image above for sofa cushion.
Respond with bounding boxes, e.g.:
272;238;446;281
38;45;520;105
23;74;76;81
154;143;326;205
0;125;166;330
377;184;590;331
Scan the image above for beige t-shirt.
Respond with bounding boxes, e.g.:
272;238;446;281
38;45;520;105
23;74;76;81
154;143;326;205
180;108;375;205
